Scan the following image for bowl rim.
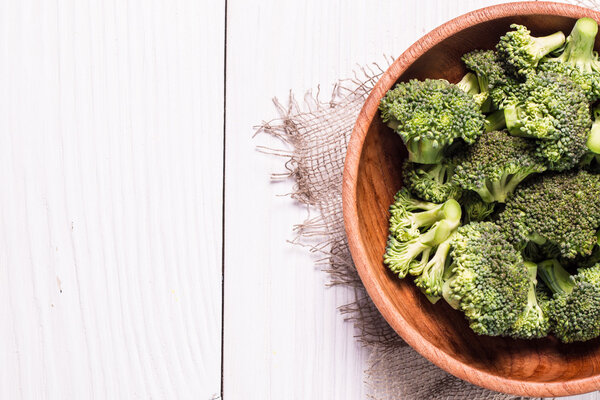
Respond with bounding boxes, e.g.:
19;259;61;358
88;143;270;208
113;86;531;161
342;1;600;396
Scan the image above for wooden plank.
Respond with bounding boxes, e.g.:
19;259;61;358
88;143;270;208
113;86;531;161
0;0;223;398
224;0;597;399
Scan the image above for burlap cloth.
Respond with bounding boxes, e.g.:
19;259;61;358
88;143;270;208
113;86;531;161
257;3;600;397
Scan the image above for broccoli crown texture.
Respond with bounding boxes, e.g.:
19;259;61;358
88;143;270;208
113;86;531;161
384;189;462;294
451;130;546;203
402;161;462;204
509;261;551;339
539;17;600;101
443;222;530;336
537;260;600;343
498;170;600;259
503;71;591;170
379;79;485;164
497;24;565;76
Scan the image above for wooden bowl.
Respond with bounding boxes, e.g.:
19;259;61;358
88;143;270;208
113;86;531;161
343;2;600;397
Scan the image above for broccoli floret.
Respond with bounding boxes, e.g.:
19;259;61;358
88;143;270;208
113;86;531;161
509;261;551;339
460;191;497;223
484;110;506;132
402;161;462;204
442;222;530;336
379;79;485;164
456;72;490;110
537;259;600;343
462;49;520;109
498;170;600;259
451;130;546;203
497;24;566;76
539;18;600;101
503;71;591;170
384;189;462;283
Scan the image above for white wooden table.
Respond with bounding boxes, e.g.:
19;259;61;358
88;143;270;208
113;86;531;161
1;0;598;399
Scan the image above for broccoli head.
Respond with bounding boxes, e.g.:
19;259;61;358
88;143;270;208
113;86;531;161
537;259;600;343
498;170;600;259
539;17;600;101
384;189;462;294
379;79;485;164
502;71;591;170
443;222;530;336
497;24;565;76
509;261;551;339
462;49;521;109
451;130;546;203
402;161;462;204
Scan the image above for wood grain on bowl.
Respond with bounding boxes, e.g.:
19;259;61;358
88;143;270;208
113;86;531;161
342;2;600;397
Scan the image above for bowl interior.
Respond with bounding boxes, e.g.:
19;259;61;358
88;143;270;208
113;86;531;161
355;11;600;391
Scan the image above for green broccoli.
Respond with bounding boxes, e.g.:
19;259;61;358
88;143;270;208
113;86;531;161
451;130;546;203
498;170;600;259
502;71;591;170
384;190;462;286
402;161;462;204
539;17;600;101
456;72;490;110
460;191;497;223
581;104;600;169
497;24;565;76
442;222;530;336
509;261;551;339
379;79;485;164
537;259;600;342
462;49;520;109
484;110;506;133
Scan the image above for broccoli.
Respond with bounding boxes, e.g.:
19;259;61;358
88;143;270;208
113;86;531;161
451;130;546;203
456;72;490;110
384;189;462;285
509;261;551;339
537;259;600;342
539;17;600;101
484;110;506;133
498;170;600;259
402;161;462;204
442;222;530;336
379;79;485;164
462;49;520;109
460;191;497;223
497;24;566;76
502;71;591;170
581;104;600;169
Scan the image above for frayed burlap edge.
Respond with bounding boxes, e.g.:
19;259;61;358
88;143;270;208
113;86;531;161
256;60;538;399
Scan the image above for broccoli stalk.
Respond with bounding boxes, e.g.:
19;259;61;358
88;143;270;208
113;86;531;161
456;72;490;111
553;18;598;69
537;259;575;294
484;110;506;132
414;236;453;298
497;24;566;76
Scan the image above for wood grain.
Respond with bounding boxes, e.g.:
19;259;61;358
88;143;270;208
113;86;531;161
0;0;223;398
343;2;600;397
